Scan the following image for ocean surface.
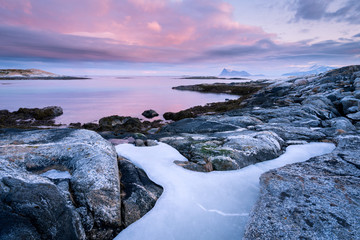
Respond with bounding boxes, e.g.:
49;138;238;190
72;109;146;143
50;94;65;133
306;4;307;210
0;76;247;124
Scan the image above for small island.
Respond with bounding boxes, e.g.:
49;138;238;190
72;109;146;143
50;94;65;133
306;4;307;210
0;69;89;80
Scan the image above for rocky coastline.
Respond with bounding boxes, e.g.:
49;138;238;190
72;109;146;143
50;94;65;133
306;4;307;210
0;69;89;80
1;65;360;239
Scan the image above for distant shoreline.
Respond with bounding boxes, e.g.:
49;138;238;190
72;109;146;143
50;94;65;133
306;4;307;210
0;76;91;80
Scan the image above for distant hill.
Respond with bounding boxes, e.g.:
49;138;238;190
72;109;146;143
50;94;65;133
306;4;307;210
220;68;251;77
282;65;335;77
0;69;89;79
0;68;59;78
219;68;264;77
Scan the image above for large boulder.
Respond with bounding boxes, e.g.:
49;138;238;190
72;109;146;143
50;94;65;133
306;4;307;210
160;130;284;171
340;96;360;114
244;135;360;239
0;129;121;240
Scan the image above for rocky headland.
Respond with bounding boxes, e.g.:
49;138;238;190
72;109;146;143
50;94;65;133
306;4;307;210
0;69;89;80
0;65;359;239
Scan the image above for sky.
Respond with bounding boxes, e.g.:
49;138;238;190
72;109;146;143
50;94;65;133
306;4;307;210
0;0;359;76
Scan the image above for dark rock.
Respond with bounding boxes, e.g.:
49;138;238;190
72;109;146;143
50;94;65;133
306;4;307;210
163;111;196;121
160;118;237;134
340;97;360;114
99;115;126;129
354;90;360;99
142;109;159;119
118;158;163;228
0;106;63;128
16;106;63;120
0;177;80;240
82;122;99;131
69;122;81;128
0;129;121;240
201;115;263;128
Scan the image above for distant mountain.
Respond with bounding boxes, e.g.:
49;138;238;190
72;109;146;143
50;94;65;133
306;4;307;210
282;65;335;77
219;68;263;77
220;68;251;77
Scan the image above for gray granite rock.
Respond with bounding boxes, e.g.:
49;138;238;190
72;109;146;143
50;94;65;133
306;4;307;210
0;129;121;240
254;123;326;141
329;117;356;132
160;130;284;170
340;96;360;114
347;111;360;121
244;135;360;240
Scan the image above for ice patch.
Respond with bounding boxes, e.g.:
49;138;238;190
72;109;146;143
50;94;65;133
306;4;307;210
115;142;335;240
40;169;71;179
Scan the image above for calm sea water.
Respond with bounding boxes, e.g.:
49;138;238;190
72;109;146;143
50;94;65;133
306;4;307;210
0;76;243;124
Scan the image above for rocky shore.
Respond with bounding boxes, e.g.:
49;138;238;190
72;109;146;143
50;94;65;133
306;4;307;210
1;65;360;239
156;65;360;238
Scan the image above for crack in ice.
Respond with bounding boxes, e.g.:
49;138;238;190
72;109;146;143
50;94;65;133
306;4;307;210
197;203;249;217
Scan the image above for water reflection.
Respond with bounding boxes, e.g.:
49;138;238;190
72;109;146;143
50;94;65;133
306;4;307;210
0;76;243;124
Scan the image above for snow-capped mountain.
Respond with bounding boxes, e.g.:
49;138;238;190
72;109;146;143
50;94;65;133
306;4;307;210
282;65;335;77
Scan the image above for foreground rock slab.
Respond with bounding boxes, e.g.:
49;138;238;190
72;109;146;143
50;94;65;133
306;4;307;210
244;134;360;239
0;129;121;240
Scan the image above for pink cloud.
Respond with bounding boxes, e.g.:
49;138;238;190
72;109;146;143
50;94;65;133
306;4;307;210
147;21;162;32
0;0;275;63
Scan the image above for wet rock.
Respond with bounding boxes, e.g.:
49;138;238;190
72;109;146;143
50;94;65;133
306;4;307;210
118;158;163;228
142;109;159;119
16;106;63;120
0;129;121;240
0;106;63;128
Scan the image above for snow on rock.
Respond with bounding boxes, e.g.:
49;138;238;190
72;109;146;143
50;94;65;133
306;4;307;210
115;142;335;240
40;169;71;179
